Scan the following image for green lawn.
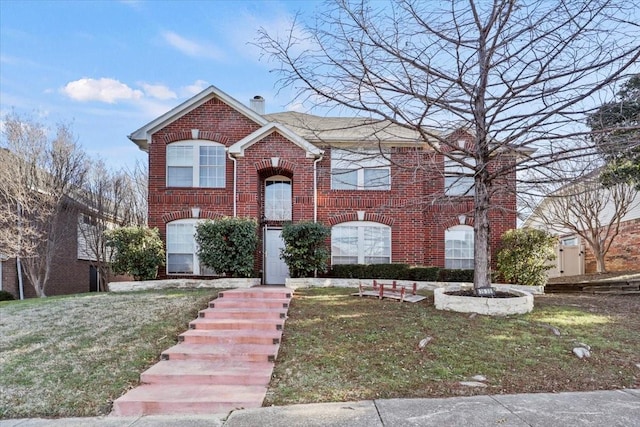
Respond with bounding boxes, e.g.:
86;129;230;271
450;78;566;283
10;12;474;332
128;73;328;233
265;288;640;405
0;289;219;419
1;287;638;419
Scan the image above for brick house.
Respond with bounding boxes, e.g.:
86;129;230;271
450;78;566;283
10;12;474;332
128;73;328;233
1;205;109;298
0;148;130;298
524;184;640;276
129;86;517;284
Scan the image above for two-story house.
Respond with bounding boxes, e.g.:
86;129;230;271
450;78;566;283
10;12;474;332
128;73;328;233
129;86;517;284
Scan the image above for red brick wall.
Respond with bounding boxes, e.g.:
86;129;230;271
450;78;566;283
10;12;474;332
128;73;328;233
2;208;96;299
147;99;518;278
583;217;640;273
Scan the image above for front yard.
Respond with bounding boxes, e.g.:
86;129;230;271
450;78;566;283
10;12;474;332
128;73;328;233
1;287;638;419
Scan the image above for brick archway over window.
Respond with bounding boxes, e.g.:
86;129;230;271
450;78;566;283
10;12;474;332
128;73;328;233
161;209;224;224
329;212;395;226
159;132;231;146
254;158;296;179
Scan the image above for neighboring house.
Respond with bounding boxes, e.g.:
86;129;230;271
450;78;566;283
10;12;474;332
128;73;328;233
129;86;518;284
0;150;130;299
524;181;640;276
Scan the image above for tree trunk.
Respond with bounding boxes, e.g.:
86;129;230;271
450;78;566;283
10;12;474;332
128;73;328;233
474;179;492;289
595;252;607;273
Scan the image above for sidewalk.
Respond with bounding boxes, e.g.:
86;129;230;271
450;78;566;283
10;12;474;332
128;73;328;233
2;389;638;427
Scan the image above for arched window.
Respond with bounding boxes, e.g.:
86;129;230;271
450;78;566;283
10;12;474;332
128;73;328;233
445;225;474;269
166;140;225;188
166;219;214;275
331;221;391;264
264;175;292;221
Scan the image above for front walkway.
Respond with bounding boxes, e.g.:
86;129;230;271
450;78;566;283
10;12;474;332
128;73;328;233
111;287;293;416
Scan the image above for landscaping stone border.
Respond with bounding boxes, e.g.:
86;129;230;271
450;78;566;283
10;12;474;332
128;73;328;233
285;278;544;295
108;278;260;293
434;285;534;315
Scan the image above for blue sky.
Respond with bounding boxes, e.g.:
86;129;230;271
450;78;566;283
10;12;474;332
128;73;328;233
0;0;323;169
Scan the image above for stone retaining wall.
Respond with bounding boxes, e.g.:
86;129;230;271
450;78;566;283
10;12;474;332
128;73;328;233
108;278;260;293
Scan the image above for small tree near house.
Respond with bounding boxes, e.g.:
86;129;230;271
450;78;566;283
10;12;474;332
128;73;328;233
527;174;637;273
497;228;556;287
195;217;258;278
281;221;331;278
105;226;165;280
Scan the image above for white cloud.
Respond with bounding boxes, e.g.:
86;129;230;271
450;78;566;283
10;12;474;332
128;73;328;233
162;31;225;61
140;83;177;100
180;80;210;97
62;78;143;103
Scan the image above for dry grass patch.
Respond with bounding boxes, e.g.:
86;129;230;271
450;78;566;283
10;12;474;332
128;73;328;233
265;288;640;406
0;289;219;419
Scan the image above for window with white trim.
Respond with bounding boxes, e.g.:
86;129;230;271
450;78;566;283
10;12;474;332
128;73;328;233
445;225;474;269
444;156;475;196
264;176;292;221
331;221;391;264
167;141;226;188
166;219;215;275
331;148;390;190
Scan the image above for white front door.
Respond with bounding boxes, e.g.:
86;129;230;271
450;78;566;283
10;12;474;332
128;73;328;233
264;228;289;285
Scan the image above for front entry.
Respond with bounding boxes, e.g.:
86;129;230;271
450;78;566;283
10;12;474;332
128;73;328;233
264;228;289;285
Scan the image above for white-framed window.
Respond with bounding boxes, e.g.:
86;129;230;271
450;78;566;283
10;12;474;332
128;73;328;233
264;175;292;221
445;225;474;269
445;156;475;196
331;221;391;264
331;148;390;190
166;141;226;188
166;219;215;275
561;236;578;246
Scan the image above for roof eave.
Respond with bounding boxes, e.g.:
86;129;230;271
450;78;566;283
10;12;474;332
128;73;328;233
127;85;269;151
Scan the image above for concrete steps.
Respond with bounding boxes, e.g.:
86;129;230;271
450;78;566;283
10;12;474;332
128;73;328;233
178;329;282;345
141;360;274;385
111;287;293;417
111;384;267;415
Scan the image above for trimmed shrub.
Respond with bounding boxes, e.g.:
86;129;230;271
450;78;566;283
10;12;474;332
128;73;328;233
497;228;556;287
0;290;15;301
409;266;441;281
281;221;331;278
438;269;475;282
195;217;258;278
105;226;165;280
329;264;367;278
365;263;410;279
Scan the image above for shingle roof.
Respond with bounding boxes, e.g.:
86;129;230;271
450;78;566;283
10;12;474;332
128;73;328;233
265;111;438;146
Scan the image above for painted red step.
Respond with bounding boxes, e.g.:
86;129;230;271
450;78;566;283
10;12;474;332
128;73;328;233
219;289;292;299
179;329;282;345
198;307;286;320
210;298;289;309
111;384;267;416
189;317;285;331
140;360;274;385
161;343;279;362
111;287;294;417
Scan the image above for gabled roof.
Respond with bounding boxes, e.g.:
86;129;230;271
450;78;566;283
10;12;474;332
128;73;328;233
229;123;323;158
265;111;433;146
128;85;269;151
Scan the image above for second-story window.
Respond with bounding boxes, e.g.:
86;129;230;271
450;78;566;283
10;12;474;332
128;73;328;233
264;175;292;221
166;141;226;188
331;148;390;190
444;156;475;196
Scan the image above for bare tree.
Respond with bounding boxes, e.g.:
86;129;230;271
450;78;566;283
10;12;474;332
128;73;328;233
0;113;88;297
258;0;640;289
527;171;637;272
77;158;148;291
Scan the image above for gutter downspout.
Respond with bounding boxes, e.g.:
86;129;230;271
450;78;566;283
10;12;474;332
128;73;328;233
227;151;237;217
313;154;323;223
